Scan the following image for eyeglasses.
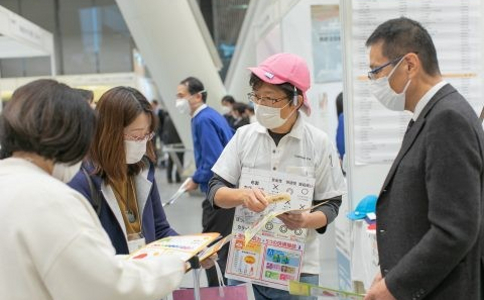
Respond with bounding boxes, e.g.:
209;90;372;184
247;92;288;105
367;56;403;81
124;132;155;142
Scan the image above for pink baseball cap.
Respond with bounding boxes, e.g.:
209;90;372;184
248;53;311;116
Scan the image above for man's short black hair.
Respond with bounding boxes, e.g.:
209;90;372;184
221;95;235;105
336;92;343;116
180;77;207;103
0;79;96;162
366;17;440;76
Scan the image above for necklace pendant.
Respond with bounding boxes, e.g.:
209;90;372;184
127;210;136;223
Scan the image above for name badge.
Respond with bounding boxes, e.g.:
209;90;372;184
127;233;146;254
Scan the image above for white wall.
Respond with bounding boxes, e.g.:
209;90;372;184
115;0;227;151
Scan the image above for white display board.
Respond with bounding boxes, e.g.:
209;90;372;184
340;0;483;291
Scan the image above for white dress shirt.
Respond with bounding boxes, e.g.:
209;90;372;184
413;81;447;121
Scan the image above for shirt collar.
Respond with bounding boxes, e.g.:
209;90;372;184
255;111;304;140
192;104;207;118
413;80;447;121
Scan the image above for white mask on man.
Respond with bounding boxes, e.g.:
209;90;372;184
221;105;231;114
254;102;296;129
125;140;147;164
52;161;82;183
175;98;190;115
370;56;411;111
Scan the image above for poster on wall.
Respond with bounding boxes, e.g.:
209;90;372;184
310;5;342;83
351;0;482;165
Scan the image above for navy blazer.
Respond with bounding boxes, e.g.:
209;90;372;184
68;160;177;254
377;84;484;300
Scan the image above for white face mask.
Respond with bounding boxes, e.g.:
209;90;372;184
175;98;190;115
370;57;411;111
254;102;296;129
52;161;82;183
221;106;231;114
125;140;147;164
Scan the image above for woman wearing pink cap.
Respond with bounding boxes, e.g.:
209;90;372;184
207;53;346;300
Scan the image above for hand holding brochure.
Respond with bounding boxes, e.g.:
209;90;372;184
128;233;222;262
198;233;233;262
244;201;328;245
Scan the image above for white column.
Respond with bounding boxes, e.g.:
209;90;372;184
115;0;227;150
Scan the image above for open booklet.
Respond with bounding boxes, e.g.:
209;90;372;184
243;200;328;245
128;232;233;264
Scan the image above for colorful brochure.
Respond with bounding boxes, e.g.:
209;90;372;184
128;232;222;262
289;281;365;299
244;201;328;246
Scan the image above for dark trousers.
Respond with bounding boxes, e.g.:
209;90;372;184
201;199;235;287
166;151;184;183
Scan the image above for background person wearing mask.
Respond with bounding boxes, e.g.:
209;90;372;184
207;53;346;300
175;77;235;286
364;17;483;300
0;79;185;300
221;95;236;129
69;86;177;255
231;102;250;130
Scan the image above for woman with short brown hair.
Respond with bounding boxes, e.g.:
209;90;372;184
0;79;184;300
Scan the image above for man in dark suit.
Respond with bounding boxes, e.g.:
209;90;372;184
364;17;483;300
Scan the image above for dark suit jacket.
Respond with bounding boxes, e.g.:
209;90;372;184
376;84;484;300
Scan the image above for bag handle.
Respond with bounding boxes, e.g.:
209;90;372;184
214;260;226;297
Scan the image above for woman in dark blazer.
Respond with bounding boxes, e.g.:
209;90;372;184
69;86;177;254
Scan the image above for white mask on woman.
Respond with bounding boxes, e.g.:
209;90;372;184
125;140;147;164
52;161;82;183
254;102;296;129
175;98;190;115
370;57;411;111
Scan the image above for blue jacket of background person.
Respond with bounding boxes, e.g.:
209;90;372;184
68;160;177;254
336;113;345;159
191;106;234;193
